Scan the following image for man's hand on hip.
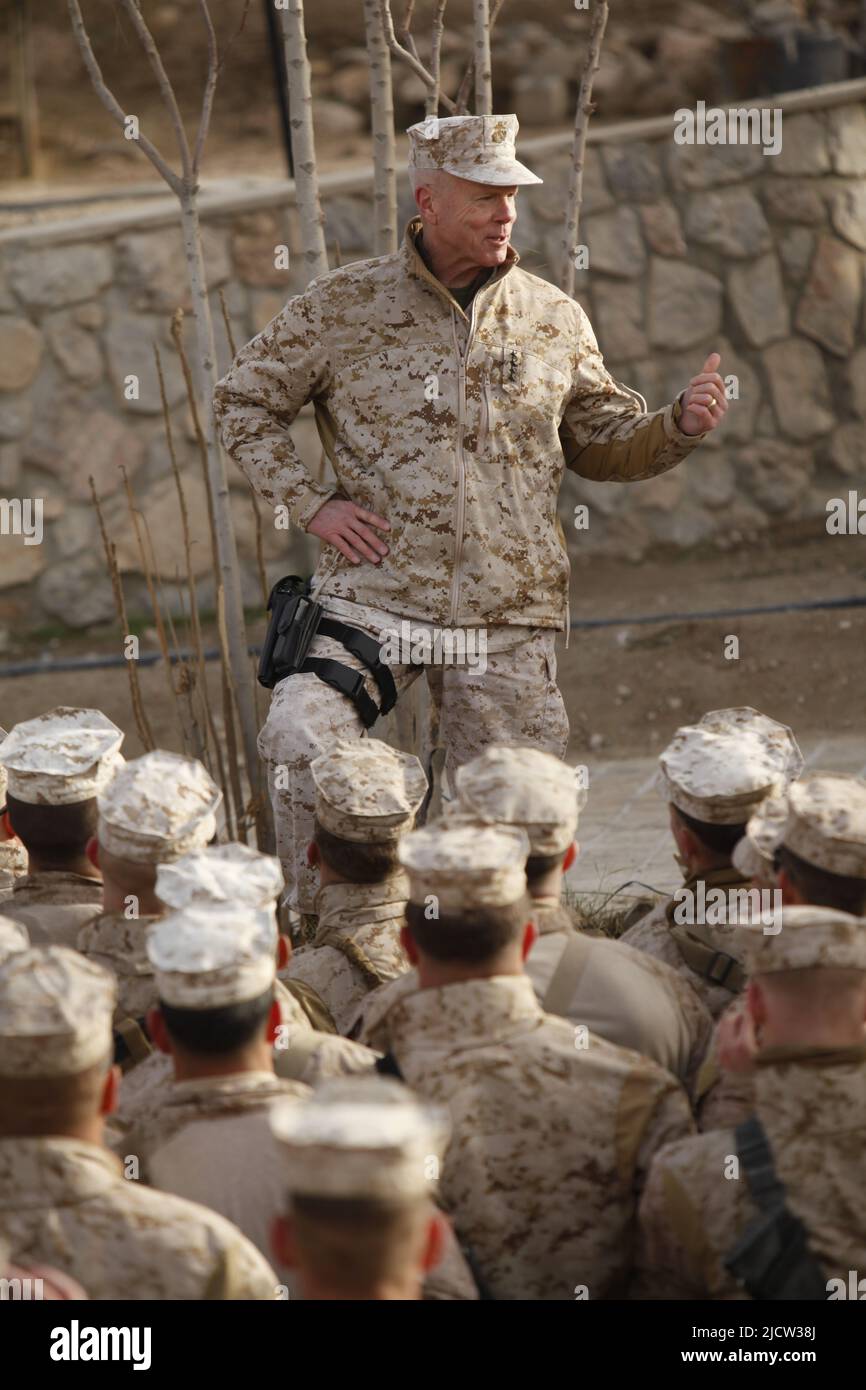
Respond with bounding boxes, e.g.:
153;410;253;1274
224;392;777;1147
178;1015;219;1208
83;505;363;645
307;498;391;565
678;352;728;437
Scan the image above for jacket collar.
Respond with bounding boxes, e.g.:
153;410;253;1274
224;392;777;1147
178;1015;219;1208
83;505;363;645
0;1136;121;1207
363;972;542;1054
400;215;519;312
165;1070;291;1111
313;874;409;937
754;1042;866;1137
78;912;157;975
12;870;103;904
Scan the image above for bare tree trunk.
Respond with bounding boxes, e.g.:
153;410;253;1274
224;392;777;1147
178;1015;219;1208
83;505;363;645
426;0;448;117
561;1;609;298
472;0;493;115
365;0;398;254
278;0;329;281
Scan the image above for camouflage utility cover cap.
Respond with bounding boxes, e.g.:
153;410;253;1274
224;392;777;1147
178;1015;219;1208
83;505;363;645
0;915;29;962
98;750;222;863
454;745;586;855
743;904;866;975
156;841;284;911
732;794;789;881
311;739;427;844
398;822;529;911
771;773;866;879
0;945;116;1077
270;1074;450;1201
147;903;277;1010
0;707;124;807
659;707;802;825
407;114;542;186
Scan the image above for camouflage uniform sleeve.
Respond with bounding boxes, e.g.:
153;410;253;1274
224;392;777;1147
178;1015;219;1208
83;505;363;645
560;303;708;483
202;1227;281;1301
212;283;338;531
629;1146;709;1299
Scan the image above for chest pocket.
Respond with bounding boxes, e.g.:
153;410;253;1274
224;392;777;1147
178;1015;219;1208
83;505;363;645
478;340;571;457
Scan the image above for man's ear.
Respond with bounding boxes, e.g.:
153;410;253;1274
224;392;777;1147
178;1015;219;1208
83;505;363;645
776;868;805;906
147;1007;173;1056
265;997;282;1047
562;842;578;872
99;1064;121;1117
85;836;100;871
276;934;291;971
520;920;538;961
421;1211;447;1274
400;924;419;966
271;1214;296;1270
306;841;320;868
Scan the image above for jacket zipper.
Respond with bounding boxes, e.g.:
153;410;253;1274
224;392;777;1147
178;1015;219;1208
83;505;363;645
449;294;480;626
477;373;490;455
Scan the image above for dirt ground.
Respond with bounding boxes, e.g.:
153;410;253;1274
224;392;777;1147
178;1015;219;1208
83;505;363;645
3;524;864;763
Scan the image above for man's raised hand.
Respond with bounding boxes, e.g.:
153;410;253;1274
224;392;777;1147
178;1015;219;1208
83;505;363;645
678;352;728;437
307;498;391;565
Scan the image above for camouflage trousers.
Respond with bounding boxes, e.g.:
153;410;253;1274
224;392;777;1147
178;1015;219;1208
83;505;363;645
258;602;569;912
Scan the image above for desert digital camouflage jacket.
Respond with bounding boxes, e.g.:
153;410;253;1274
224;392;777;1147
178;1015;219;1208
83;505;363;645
360;971;694;1299
633;1044;866;1298
525;898;713;1093
0;1136;278;1299
620;866;752;1019
3;871;102;949
214;217;707;630
285;877;410;1036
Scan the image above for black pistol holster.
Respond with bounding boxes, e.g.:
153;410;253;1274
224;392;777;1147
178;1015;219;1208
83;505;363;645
257;575;397;730
723;1115;828;1300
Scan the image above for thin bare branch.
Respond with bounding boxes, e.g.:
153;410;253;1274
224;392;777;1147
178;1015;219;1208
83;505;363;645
120;462;183;743
277;0;330;280
396;0;419;61
89;476;154;751
426;0;448;118
381;0;457;113
117;0;193;183
472;0;492;115
454;0;505;114
66;0;182;193
192;0;219;178
365;0;398;254
562;1;609;297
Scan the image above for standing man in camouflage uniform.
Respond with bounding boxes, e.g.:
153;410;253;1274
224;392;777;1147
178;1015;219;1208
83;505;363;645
633;905;866;1299
0;708;122;945
0;946;278;1299
214;113;728;919
285;740;425;1035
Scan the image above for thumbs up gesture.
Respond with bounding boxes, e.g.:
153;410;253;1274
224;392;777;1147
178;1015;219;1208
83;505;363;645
677;352;728;437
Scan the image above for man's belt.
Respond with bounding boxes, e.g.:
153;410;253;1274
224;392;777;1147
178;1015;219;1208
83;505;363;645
258;576;397;729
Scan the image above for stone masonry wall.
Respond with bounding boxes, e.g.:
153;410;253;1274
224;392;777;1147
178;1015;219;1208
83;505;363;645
0;79;865;633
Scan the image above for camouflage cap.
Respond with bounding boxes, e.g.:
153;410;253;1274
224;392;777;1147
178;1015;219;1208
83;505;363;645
147;903;277;1010
0;946;116;1077
270;1074;450;1201
732;794;789;882
311;739;427;844
454;745;586;855
0;915;29;962
155;841;284;911
0;707;124;807
407;114;542;186
768;773;866;879
659;708;802;825
98;750;222;863
742;904;866;975
398;822;529;911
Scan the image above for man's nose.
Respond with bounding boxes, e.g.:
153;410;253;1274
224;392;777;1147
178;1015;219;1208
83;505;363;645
493;204;514;224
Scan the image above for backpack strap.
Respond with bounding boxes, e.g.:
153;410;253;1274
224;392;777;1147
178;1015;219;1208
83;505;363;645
113;1016;152;1073
542;930;593;1016
723;1115;828;1300
317;928;392;992
668;925;746;994
282;977;338;1034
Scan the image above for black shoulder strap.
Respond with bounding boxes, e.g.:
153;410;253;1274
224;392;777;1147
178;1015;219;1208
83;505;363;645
723;1116;828;1300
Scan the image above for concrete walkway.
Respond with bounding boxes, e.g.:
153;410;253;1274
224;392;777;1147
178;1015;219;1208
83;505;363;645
564;735;866;910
